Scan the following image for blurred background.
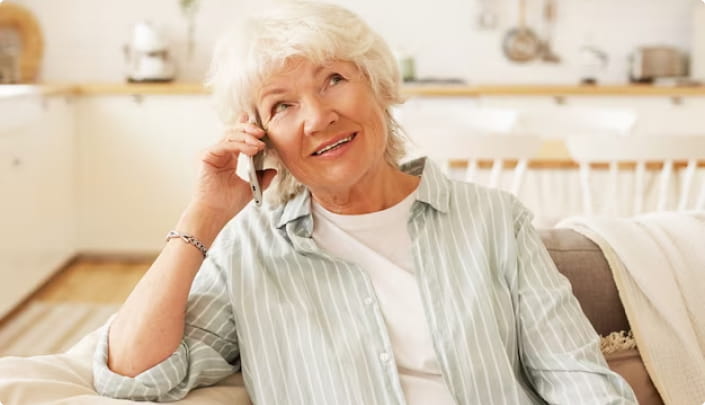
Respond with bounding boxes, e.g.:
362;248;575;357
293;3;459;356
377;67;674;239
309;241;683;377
1;0;705;355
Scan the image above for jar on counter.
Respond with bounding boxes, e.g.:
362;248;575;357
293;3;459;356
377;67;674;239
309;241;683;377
395;49;416;82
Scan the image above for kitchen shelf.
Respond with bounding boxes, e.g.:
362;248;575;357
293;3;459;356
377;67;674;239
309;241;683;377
401;84;705;97
0;84;73;99
5;83;705;98
74;82;208;95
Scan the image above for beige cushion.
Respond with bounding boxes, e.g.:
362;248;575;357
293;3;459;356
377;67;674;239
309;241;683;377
540;229;630;336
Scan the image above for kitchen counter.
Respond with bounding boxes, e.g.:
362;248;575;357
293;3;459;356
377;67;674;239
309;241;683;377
0;84;75;99
4;83;705;98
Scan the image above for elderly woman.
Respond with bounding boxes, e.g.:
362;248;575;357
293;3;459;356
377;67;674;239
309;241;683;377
93;2;636;404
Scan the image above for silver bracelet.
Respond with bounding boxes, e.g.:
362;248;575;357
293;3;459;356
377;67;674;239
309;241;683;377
165;230;208;258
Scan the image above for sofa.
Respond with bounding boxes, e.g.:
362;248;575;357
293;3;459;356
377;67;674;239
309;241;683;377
0;229;662;405
540;228;663;405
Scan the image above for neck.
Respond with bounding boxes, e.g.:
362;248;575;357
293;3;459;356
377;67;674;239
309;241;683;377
311;163;420;215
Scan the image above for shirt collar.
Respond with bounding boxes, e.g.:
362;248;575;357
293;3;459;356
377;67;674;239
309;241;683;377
273;157;451;230
403;157;450;214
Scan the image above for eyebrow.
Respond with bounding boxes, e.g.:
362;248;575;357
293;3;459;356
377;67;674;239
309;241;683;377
259;65;330;102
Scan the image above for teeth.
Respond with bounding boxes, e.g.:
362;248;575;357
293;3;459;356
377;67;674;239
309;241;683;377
314;135;354;155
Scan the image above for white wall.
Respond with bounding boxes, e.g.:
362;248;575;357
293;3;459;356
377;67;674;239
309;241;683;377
14;0;699;84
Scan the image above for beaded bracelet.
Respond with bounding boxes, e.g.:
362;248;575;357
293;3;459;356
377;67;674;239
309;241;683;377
165;230;208;258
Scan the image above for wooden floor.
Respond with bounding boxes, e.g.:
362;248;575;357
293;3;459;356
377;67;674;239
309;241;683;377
0;257;151;329
34;258;151;303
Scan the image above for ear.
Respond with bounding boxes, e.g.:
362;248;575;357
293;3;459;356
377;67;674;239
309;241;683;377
258;168;278;190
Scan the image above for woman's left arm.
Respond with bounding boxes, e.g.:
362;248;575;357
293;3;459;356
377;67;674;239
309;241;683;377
509;205;637;404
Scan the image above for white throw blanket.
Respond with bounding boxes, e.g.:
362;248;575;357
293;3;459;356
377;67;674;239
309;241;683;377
558;212;705;405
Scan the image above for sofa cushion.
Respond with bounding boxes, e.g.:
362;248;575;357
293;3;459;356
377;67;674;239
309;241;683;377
539;229;630;337
605;349;664;405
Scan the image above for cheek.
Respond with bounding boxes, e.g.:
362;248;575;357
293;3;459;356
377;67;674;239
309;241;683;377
363;105;388;147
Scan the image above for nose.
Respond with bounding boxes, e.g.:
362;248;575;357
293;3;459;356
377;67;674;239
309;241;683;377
302;95;338;136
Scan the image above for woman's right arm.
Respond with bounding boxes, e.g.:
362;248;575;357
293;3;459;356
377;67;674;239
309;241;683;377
93;114;276;400
106;203;233;377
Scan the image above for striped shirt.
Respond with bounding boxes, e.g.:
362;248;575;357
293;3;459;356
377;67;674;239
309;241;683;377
93;158;637;404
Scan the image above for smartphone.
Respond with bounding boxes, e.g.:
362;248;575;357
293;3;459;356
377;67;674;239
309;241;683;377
247;151;264;206
247;115;266;206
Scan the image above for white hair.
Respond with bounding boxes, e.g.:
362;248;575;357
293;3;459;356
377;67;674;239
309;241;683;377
205;1;408;205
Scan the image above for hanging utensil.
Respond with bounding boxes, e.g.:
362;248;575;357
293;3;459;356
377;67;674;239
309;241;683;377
540;0;561;63
476;0;499;30
502;0;541;63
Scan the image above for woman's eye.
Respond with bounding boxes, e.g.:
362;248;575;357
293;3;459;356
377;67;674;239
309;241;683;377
272;102;290;115
328;73;345;86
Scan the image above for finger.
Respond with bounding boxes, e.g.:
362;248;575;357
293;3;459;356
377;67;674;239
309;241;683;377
238;112;249;124
224;123;265;138
225;132;265;147
219;132;265;151
201;141;260;168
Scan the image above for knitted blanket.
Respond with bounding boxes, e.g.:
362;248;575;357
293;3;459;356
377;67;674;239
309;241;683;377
559;212;705;405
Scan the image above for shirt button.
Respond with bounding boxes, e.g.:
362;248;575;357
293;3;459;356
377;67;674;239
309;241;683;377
379;352;391;362
364;297;374;305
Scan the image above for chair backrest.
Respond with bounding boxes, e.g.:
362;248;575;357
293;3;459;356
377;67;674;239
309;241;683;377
406;127;542;196
394;99;519;133
515;107;637;138
565;134;705;216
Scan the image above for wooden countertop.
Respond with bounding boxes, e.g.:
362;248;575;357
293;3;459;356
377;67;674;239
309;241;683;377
401;84;705;97
4;83;705;98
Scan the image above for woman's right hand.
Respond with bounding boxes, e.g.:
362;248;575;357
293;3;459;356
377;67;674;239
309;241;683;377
107;114;276;378
188;113;277;223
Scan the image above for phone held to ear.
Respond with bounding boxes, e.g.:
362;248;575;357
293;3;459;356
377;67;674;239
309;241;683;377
247;150;264;206
247;115;266;207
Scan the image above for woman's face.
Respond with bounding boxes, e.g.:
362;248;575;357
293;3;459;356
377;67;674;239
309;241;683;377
255;58;389;196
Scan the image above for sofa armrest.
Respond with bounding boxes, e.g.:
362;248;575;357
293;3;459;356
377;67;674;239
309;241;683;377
0;328;250;405
539;228;630;337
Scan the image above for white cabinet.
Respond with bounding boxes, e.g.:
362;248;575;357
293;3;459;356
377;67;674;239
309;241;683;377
0;96;76;318
75;95;220;252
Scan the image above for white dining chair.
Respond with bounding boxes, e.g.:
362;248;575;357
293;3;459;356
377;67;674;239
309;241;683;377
406;128;543;196
394;99;519;134
515;107;637;138
565;134;705;216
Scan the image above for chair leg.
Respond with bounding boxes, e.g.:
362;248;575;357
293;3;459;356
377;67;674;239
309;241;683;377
697;178;705;211
657;160;673;211
607;161;619;216
510;159;528;196
634;161;646;215
578;162;593;215
677;160;696;211
489;159;503;189
465;159;478;183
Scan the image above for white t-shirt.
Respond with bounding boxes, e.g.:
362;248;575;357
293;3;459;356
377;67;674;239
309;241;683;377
311;191;456;405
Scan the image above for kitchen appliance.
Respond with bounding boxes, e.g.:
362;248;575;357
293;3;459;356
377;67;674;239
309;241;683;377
539;0;560;63
629;46;687;83
502;0;541;63
579;45;608;85
124;21;175;82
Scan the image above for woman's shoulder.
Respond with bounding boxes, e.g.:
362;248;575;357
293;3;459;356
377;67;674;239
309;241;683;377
450;180;518;209
447;180;533;227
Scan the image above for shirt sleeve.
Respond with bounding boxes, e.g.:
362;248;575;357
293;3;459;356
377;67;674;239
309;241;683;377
92;238;240;401
509;202;637;404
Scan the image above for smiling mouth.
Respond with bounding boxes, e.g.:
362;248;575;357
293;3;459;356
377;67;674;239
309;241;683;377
311;133;357;156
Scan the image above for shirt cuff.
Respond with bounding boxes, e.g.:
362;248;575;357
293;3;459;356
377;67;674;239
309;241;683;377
91;319;190;401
